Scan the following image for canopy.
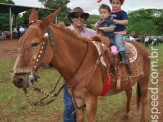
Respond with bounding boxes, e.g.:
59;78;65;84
0;3;54;39
0;3;54;14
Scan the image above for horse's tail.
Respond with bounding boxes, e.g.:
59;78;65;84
136;82;141;110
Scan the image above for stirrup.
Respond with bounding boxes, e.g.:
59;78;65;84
116;75;121;90
119;60;128;64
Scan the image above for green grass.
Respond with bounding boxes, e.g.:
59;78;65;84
0;58;128;121
0;43;163;121
146;43;163;68
0;59;63;122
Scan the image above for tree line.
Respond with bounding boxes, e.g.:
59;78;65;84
0;0;162;37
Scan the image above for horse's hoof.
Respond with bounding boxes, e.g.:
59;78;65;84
122;115;129;120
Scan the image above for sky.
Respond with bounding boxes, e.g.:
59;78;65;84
12;0;163;14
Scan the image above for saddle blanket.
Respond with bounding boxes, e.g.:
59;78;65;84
124;42;137;63
91;41;138;66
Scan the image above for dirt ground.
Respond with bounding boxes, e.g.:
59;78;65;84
0;39;18;59
0;39;162;121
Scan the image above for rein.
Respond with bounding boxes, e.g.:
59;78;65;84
23;76;63;106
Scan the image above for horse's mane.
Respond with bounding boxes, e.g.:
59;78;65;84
52;22;91;42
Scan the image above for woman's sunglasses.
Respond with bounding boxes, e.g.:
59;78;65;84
72;14;86;19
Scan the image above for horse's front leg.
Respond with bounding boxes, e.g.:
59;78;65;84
73;97;85;122
76;108;84;122
85;96;98;122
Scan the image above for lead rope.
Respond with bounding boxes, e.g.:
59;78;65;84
23;75;66;106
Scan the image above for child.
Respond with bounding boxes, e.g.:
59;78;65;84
109;0;128;63
96;4;118;55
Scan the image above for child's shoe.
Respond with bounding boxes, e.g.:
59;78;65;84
111;45;118;55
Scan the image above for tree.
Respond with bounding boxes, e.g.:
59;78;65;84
0;0;15;30
127;9;163;37
22;9;55;27
0;0;14;4
127;19;158;36
38;0;71;25
17;16;24;27
22;10;31;27
0;14;9;30
86;14;99;29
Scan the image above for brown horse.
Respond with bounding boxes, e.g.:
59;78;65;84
11;8;150;122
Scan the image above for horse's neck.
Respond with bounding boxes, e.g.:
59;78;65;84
51;26;88;80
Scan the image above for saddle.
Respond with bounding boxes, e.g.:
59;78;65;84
91;33;144;90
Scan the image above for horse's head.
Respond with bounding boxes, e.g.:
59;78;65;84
11;8;61;88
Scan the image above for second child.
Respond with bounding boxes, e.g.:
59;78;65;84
96;4;118;54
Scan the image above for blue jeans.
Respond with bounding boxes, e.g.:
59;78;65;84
63;87;76;122
109;37;116;46
20;32;24;37
114;33;126;52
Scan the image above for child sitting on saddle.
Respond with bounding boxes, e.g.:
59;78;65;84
97;0;129;64
96;4;118;55
109;0;129;63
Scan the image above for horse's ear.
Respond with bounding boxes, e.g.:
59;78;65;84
29;9;38;24
40;7;61;32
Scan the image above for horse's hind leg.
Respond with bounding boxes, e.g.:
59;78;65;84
138;77;149;122
123;88;132;120
126;88;132;114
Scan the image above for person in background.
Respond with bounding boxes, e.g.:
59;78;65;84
19;26;25;37
0;30;6;39
96;4;118;54
144;36;149;48
0;30;2;36
24;26;28;32
13;27;18;39
63;7;96;122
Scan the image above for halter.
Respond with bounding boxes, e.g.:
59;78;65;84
22;24;64;106
23;24;88;106
13;23;106;107
18;23;89;106
11;25;55;83
27;26;51;85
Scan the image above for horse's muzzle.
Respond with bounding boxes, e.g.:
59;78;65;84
12;73;29;88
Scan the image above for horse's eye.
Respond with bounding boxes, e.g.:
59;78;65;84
32;42;40;47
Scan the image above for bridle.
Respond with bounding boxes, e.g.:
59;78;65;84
27;26;53;86
12;22;105;107
11;24;62;106
23;24;90;107
22;24;67;106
